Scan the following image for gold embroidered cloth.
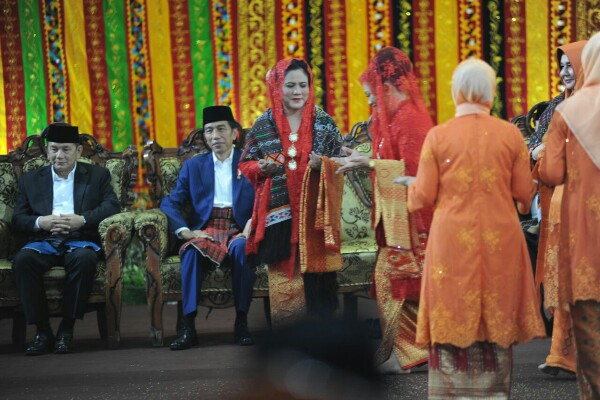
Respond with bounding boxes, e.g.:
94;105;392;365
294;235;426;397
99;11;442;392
372;159;412;249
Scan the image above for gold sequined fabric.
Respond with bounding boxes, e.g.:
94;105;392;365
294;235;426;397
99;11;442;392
372;159;412;249
267;264;306;327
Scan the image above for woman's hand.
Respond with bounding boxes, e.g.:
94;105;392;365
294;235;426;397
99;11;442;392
240;219;252;238
258;158;279;176
335;146;370;174
393;176;416;187
308;152;322;170
531;143;545;161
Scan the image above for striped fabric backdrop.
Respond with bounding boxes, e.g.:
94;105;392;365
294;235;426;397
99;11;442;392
0;0;598;157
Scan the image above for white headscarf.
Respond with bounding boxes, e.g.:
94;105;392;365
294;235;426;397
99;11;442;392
452;58;495;117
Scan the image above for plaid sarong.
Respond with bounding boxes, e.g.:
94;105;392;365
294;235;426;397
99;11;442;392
179;207;241;267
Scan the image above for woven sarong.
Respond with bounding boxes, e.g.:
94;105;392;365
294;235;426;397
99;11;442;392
179;207;241;267
373;247;427;369
428;342;512;399
570;300;600;399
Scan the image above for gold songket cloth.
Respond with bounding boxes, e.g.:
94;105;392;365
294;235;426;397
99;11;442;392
299;156;344;273
372;159;413;249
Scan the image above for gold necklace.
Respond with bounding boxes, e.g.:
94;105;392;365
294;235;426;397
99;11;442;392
288;131;298;170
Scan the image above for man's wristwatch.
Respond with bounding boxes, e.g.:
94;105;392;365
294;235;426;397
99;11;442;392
81;215;86;226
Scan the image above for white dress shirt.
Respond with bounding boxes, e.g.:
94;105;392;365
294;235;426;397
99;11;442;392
34;163;77;230
212;150;233;208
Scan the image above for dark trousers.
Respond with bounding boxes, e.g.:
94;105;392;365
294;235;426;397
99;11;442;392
180;238;255;317
12;248;98;324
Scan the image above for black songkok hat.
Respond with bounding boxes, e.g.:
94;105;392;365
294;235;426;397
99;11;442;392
202;105;235;126
45;124;80;144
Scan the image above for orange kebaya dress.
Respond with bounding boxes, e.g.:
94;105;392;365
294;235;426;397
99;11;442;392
539;112;600;308
539;66;600;397
408;113;546;349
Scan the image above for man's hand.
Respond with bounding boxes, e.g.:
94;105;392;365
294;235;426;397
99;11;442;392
39;214;84;234
51;214;86;235
180;229;215;241
335;146;370;174
39;215;62;232
241;219;252;238
258;159;279;176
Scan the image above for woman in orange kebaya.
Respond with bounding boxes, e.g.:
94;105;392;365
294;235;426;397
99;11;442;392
539;32;600;399
530;40;586;378
397;59;545;398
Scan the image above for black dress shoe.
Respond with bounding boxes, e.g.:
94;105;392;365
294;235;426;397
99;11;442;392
25;330;55;356
170;328;198;351
54;332;74;354
234;322;254;346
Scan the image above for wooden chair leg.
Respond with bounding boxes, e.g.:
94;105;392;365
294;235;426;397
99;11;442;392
148;287;165;346
96;305;108;340
263;297;272;330
343;293;358;321
12;312;26;350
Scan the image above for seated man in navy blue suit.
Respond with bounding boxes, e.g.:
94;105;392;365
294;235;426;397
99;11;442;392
12;123;120;355
160;106;256;350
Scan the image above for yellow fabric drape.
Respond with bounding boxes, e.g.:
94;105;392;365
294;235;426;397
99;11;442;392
346;0;370;126
147;0;177;147
526;0;549;108
64;1;92;132
434;0;458;123
0;43;6;155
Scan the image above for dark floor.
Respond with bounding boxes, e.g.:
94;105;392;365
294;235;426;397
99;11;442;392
0;299;579;399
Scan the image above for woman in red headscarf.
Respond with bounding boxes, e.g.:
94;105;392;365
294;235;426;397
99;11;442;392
336;47;433;373
239;59;345;324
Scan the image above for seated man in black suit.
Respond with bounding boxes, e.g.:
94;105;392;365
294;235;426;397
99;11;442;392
12;123;120;355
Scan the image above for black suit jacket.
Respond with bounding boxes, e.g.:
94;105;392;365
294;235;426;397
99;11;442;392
12;162;120;245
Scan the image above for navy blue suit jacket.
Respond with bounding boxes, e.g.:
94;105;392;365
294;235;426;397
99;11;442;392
160;149;254;233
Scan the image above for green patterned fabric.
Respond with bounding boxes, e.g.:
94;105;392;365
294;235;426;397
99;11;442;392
105;159;126;206
159;157;182;197
340;142;376;253
0;220;12;259
0;163;17;223
22;157;50;174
